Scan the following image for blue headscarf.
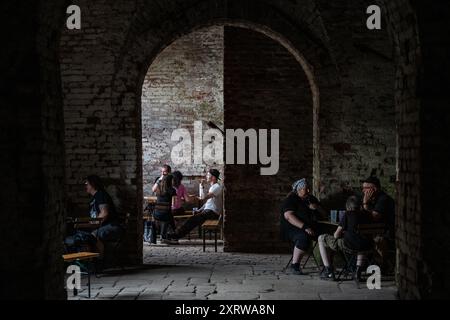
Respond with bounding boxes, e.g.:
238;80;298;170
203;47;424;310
292;178;308;192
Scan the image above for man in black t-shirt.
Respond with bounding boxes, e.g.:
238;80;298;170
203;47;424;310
361;176;395;240
361;176;395;271
280;178;327;275
85;175;123;255
318;196;373;281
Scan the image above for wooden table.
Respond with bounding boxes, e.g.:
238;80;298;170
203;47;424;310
144;196;157;203
317;220;339;227
67;217;102;231
317;220;339;235
63;252;100;298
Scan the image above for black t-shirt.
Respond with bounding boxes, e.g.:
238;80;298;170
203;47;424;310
368;191;395;239
89;190;118;225
339;211;373;251
156;187;176;204
280;192;319;239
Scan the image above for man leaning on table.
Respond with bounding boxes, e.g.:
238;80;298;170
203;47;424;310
361;176;395;270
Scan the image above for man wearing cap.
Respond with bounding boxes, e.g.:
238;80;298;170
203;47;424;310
167;169;223;241
362;176;395;271
361;176;395;239
280;178;326;275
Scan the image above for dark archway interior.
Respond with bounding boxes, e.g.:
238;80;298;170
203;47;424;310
1;0;450;300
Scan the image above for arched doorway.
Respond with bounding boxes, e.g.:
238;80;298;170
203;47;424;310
107;0;339;263
139;22;320;253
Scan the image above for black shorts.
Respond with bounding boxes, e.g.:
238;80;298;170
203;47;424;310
286;228;311;251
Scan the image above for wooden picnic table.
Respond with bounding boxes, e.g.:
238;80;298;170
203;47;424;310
316;220;339;235
144;196;157;203
63;252;100;298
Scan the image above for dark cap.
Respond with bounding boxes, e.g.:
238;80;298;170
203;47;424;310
209;169;221;180
362;176;381;188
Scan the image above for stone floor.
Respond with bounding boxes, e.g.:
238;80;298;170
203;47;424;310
68;240;398;300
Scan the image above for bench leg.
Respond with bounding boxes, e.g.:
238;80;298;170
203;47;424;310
203;229;206;252
214;231;217;252
87;262;91;298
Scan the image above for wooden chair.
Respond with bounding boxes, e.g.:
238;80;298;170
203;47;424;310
201;215;222;252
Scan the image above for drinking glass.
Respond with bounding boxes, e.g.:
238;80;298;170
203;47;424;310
330;210;338;223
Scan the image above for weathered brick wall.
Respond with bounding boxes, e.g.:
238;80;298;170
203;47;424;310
317;0;396;208
58;0;415;261
60;0;395;255
379;0;422;299
4;0;449;299
417;1;450;299
141;27;224;196
223;27;313;252
60;0;141;264
379;0;450;299
0;0;66;299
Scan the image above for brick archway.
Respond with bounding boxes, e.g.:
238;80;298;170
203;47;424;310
109;0;340;257
5;0;449;300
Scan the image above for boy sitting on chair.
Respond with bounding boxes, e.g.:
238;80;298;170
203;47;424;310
318;195;373;281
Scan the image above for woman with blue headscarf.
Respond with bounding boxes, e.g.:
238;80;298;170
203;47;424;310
280;178;325;275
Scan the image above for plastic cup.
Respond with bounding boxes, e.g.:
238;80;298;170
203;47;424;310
338;210;346;223
330;210;338;223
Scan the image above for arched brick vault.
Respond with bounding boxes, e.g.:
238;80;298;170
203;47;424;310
109;0;341;255
5;0;446;300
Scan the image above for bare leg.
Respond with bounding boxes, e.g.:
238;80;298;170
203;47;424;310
292;246;306;264
356;254;366;267
318;235;331;267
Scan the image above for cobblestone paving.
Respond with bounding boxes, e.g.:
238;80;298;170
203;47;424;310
68;241;398;300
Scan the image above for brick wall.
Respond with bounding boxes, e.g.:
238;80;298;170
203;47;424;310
60;0;141;264
223;27;313;252
379;0;450;299
141;27;224;196
0;0;66;299
4;0;450;299
417;1;450;299
60;0;395;257
317;0;396;208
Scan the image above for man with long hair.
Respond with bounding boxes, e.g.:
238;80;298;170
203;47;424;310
84;175;123;256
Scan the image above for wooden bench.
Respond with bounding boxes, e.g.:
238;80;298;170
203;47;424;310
173;210;194;221
201;218;221;252
63;252;100;298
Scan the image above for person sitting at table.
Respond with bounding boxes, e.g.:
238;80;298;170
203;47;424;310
318;195;373;281
85;175;124;256
167;169;223;243
152;173;177;243
172;170;189;216
280;178;326;275
361;176;395;270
